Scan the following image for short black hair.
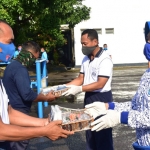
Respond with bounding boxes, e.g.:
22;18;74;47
41;47;45;49
21;41;41;53
81;29;98;41
18;44;22;47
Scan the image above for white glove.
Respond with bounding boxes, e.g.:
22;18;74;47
62;85;82;96
84;102;107;119
91;110;121;132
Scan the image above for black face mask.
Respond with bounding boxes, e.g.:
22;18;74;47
82;45;97;55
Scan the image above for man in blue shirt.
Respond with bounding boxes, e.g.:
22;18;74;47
41;47;49;63
13;45;22;58
2;41;59;150
13;50;19;58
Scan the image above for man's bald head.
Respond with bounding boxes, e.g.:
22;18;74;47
0;20;10;33
0;20;14;44
0;20;15;62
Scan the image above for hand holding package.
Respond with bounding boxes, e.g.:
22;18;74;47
62;85;82;96
91;110;121;132
84;102;107;119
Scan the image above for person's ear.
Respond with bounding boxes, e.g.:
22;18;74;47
93;39;98;45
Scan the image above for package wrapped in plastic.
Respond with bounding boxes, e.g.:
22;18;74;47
40;85;70;96
50;105;62;121
49;105;94;132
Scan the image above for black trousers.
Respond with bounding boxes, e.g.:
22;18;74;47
9;140;29;150
0;140;29;150
0;141;11;150
84;91;114;150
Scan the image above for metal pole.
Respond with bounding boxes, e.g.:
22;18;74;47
42;60;48;107
36;60;43;118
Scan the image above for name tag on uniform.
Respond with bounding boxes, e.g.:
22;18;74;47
91;67;99;80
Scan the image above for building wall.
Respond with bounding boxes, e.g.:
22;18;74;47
74;0;150;66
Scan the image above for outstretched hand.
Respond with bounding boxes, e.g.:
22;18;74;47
62;85;82;96
46;91;57;101
45;120;74;140
91;110;121;132
84;102;107;119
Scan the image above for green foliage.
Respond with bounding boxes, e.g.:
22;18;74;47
53;49;60;65
0;0;90;51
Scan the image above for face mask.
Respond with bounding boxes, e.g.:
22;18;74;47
103;48;107;50
18;47;21;51
82;46;97;56
15;50;36;67
0;42;15;62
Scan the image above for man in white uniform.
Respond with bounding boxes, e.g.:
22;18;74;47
62;29;114;150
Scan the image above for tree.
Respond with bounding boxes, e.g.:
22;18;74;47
0;0;90;50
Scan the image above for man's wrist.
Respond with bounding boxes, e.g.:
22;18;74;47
105;103;109;110
37;118;47;127
44;94;49;101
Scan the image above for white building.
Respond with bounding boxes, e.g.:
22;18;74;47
74;0;150;66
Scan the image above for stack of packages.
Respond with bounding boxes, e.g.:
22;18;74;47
49;105;94;132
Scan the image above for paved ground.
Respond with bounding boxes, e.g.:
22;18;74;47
27;65;148;150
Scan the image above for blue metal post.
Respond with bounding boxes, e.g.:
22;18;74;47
36;60;43;118
42;60;48;107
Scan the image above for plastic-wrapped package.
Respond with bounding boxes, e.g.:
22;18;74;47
50;105;62;121
49;105;94;132
40;85;70;96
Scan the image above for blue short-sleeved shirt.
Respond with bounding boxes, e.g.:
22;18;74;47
41;51;48;60
2;60;37;112
13;51;19;58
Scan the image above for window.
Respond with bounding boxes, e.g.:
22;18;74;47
81;29;86;33
105;28;114;34
80;28;102;34
95;29;102;34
